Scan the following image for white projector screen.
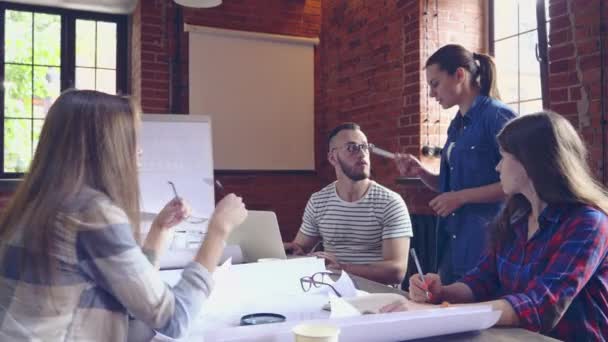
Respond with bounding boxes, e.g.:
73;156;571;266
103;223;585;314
187;24;318;170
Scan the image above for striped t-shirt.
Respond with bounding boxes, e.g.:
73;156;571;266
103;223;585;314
300;181;413;264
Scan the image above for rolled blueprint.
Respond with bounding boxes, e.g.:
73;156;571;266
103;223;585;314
371;146;395;159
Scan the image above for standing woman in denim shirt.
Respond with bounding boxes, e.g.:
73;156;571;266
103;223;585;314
396;44;516;284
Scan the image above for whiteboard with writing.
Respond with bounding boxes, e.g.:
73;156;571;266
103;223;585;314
138;114;215;241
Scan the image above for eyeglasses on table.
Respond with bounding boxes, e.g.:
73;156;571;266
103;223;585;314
300;271;342;297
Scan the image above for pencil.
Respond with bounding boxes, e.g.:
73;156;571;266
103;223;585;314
410;248;430;301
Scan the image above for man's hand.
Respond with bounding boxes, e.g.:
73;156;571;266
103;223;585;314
312;251;341;270
284;242;306;256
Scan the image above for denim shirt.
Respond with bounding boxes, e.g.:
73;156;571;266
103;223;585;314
438;95;517;276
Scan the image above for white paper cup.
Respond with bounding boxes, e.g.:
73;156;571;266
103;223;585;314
292;323;340;342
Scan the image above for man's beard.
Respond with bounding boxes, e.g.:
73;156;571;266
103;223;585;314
337;155;369;181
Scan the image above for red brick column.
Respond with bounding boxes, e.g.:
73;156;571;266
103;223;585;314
547;0;605;181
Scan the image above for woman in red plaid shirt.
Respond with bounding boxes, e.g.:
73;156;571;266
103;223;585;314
383;111;608;341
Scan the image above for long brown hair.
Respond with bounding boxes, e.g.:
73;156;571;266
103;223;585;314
490;111;608;245
425;44;501;99
0;90;141;277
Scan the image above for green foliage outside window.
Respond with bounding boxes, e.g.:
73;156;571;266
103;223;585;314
2;8;121;175
4;10;60;172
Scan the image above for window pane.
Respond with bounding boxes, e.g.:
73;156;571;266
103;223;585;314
494;38;519;103
4;64;33;119
519;100;543;115
33;119;44;155
96;69;116;94
76;20;96;67
519;0;537;32
4;119;32;173
76;67;95;90
506;102;520;115
97;22;117;69
494;0;518;40
5;10;32;64
33;13;61;66
519;30;542;101
33;66;60;118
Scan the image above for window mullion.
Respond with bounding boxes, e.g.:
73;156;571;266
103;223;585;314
0;6;6;174
536;0;550;108
489;0;495;56
61;13;75;91
116;16;127;94
30;12;34;158
517;1;521;114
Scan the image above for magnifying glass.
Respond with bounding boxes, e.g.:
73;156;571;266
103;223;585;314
240;313;286;326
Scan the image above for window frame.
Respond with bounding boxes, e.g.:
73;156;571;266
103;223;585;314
489;0;550;111
0;2;128;179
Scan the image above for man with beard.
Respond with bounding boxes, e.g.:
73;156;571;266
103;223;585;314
284;123;413;285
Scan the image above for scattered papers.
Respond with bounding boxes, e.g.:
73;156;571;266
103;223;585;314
332;271;358;298
329;297;360;318
330;293;407;318
157;260;501;342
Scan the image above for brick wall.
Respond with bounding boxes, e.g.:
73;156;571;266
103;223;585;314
131;0;606;236
546;0;607;181
399;0;486;214
318;1;486;215
417;0;485;166
130;0;141;101
318;0;415;188
133;0;323;240
0;0;603;239
131;0;487;229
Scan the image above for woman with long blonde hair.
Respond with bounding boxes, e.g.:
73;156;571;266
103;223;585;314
0;90;247;341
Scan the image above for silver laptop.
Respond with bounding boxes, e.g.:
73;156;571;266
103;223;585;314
226;210;287;263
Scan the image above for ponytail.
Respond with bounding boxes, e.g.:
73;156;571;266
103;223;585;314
473;52;501;100
426;45;502;100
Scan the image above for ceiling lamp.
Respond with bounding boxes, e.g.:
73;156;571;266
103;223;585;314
174;0;222;8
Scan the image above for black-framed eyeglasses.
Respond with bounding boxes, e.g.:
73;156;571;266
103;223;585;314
167;181;208;224
331;143;374;155
300;271;342;297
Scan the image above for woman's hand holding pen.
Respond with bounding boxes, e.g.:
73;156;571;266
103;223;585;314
208;193;248;238
197;193;247;272
409;273;443;303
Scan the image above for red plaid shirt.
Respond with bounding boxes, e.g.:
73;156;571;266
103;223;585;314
461;203;608;341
